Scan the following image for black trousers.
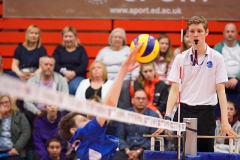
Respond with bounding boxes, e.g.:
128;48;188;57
173;104;216;152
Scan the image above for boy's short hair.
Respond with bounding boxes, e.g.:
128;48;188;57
58;112;83;141
46;136;62;147
188;16;208;31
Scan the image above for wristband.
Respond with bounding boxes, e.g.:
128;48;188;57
164;113;172;120
60;68;66;75
136;149;141;154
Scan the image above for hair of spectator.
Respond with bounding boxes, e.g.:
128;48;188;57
227;100;240;121
40;55;56;65
137;62;155;88
187;16;208;31
134;89;148;98
89;61;108;81
61;26;80;47
156;34;174;63
0;94;19;114
108;28;126;46
182;29;189;52
46;136;62;148
88;95;102;103
23;24;42;49
224;23;238;32
58;112;84;141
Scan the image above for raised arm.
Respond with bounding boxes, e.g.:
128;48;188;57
96;43;143;126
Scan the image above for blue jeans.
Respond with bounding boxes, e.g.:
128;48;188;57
0;154;21;160
68;76;84;95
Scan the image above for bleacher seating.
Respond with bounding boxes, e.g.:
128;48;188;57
1;0;240;77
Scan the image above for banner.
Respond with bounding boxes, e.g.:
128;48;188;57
3;0;240;20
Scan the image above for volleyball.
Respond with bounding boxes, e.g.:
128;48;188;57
130;34;160;63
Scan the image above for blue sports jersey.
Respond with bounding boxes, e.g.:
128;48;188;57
68;117;119;160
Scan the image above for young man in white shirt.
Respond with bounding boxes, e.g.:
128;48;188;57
153;16;237;152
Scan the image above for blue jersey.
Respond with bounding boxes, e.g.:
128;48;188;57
69;118;118;160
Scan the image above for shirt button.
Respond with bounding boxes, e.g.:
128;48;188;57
134;140;137;142
135;133;138;135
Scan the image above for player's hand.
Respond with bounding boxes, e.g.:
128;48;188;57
219;122;238;137
122;43;143;72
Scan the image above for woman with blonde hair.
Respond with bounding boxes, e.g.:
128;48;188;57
0;94;30;160
154;34;175;85
11;25;47;81
53;26;89;95
130;62;169;118
95;28;139;109
75;61;112;101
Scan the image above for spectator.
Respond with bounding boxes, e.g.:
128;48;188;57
174;29;192;56
40;137;66;160
130;62;169;118
214;23;240;112
215;101;240;153
95;28;139;109
53;26;89;95
11;25;47;81
75;61;112;102
154;34;175;85
24;56;68;125
113;89;159;160
33;105;67;160
0;94;30;160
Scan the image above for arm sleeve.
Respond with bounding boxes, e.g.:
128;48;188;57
33;120;48;156
53;46;62;73
95;49;104;61
116;122;130;150
13;113;31;153
73;46;89;76
24;80;40;114
58;75;69;94
75;80;85;100
156;85;169;112
13;46;22;60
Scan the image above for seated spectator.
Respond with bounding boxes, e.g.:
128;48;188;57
154;34;175;85
75;61;112;101
33;105;67;160
40;137;66;160
24;56;68;125
215;100;240;153
95;28;139;109
174;29;192;56
0;94;30;160
53;26;89;95
214;23;240;113
130;62;169;118
113;89;159;160
11;25;47;81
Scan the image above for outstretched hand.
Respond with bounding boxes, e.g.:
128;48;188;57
122;43;143;72
218;122;238;137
